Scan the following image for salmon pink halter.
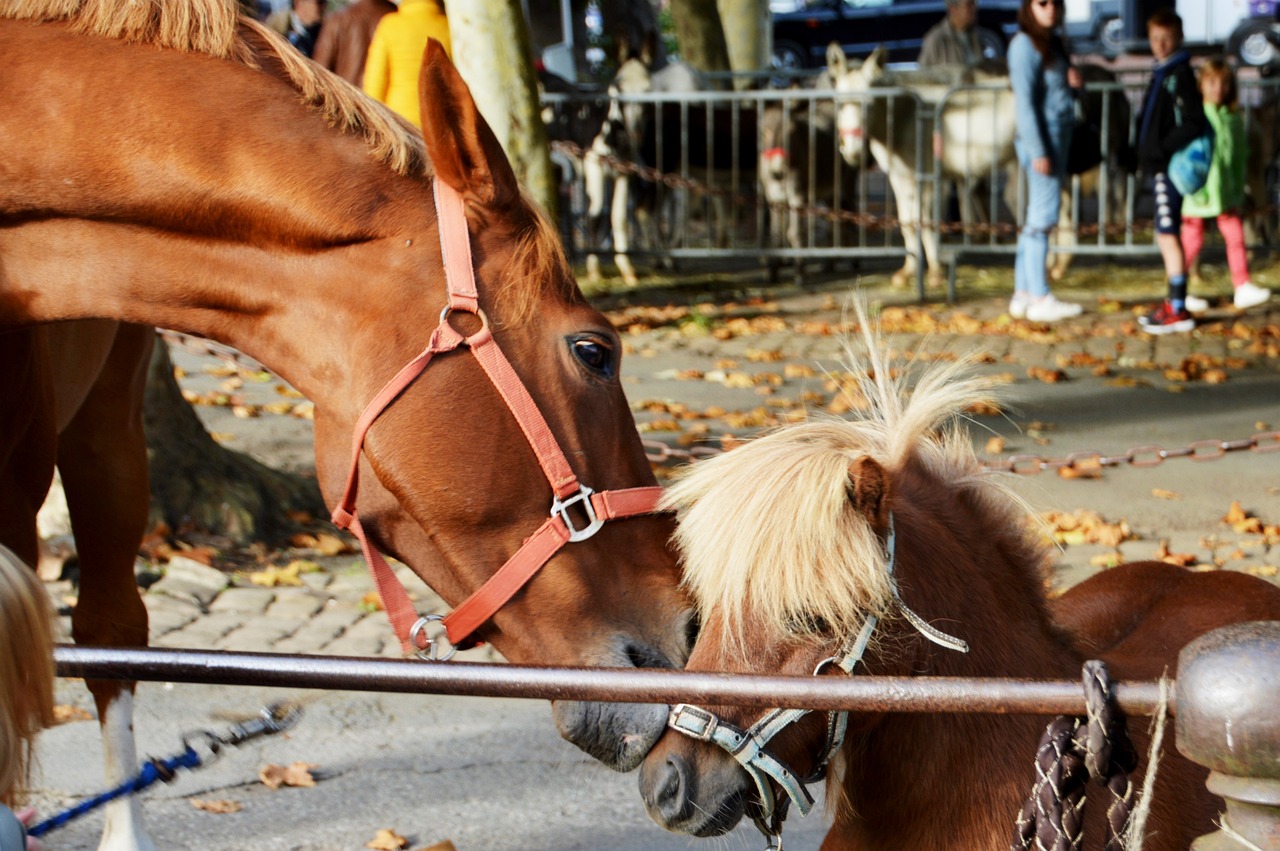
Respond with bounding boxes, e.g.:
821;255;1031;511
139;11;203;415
331;180;664;659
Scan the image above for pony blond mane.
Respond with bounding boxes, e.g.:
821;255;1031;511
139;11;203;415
7;0;428;177
662;304;1003;647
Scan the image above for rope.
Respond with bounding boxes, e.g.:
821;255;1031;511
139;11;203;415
28;749;201;837
1118;674;1169;851
1012;660;1138;851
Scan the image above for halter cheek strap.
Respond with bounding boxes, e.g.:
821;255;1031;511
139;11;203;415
332;180;664;657
667;514;970;840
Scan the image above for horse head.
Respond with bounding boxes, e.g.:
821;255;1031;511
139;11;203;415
302;43;695;771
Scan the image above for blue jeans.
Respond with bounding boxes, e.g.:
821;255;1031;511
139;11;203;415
1014;132;1070;298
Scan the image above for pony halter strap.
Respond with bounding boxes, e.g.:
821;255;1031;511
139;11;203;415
667;515;969;842
331;180;664;658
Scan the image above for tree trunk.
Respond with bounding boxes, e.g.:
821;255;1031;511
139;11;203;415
718;0;771;89
449;0;557;217
668;0;733;86
144;342;324;546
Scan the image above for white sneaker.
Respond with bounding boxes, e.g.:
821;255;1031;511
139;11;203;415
1009;294;1029;319
1184;295;1210;314
1234;282;1271;310
1024;295;1083;323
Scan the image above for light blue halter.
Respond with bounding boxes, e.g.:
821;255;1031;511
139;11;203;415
666;515;970;849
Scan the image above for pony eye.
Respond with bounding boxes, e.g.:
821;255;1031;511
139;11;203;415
784;612;832;636
572;337;615;377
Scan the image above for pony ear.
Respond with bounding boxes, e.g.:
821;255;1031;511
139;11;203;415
826;42;847;76
418;39;520;211
847;456;891;531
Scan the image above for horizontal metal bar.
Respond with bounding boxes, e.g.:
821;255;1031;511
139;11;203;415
55;646;1172;716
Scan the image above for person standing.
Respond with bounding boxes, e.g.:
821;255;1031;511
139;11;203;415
1133;9;1207;334
919;0;1000;68
363;0;452;129
311;0;397;88
1179;59;1271;312
267;0;326;58
1007;0;1084;322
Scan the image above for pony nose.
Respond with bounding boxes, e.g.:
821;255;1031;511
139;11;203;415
640;751;694;825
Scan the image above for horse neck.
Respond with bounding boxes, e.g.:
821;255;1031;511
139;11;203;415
0;21;440;415
831;460;1083;849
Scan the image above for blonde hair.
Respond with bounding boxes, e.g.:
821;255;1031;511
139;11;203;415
0;545;56;807
1198;57;1238;110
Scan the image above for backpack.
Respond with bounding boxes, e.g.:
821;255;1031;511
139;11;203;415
1168;129;1214;196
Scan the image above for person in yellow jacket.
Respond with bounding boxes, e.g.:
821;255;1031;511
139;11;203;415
362;0;451;128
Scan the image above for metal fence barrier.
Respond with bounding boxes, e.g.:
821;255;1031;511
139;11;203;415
54;622;1280;848
544;73;1280;297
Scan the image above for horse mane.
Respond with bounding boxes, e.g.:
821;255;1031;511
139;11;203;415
662;305;1029;648
6;0;429;177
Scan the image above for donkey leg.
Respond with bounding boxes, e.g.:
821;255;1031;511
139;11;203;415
888;166;921;289
58;324;156;851
583;151;608;284
1050;184;1078;282
920;182;945;290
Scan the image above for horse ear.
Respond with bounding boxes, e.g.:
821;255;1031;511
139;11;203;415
826;42;847;76
847;456;891;531
418;39;520;211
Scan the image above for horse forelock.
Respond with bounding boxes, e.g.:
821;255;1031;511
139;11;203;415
664;313;1015;653
6;0;428;178
492;203;583;326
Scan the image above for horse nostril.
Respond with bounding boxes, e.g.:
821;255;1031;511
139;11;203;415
624;642;671;670
643;753;692;822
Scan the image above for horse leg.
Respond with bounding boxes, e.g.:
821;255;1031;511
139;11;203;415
583;149;608;284
57;324;156;851
611;174;639;286
0;328;56;570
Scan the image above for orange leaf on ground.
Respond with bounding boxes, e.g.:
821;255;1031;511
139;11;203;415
1152;489;1182;500
366;828;409;850
259;762;318;790
190;798;242;814
53;704;94;724
1154;540;1198;567
984;436;1006;455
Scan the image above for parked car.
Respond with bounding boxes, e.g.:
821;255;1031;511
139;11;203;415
771;0;1022;70
1064;0;1125;57
1114;0;1280;68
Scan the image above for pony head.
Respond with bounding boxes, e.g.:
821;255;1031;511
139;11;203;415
640;309;1012;837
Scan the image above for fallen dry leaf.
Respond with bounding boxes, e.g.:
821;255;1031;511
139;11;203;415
1027;366;1067;384
190;798;242;814
53;704;94;724
1057;465;1101;480
1152;489;1182;501
360;591;384;612
1154;540;1198;567
259;762;317;790
1245;565;1279;577
1089;552;1125;569
984;436;1006;455
366;828;409;850
248;562;304;588
417;842;458;851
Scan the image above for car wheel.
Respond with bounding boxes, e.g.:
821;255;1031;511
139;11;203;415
1230;20;1280;68
977;29;1005;61
1097;17;1124;58
770;40;810;87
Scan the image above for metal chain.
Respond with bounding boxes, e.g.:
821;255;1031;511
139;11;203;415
645;432;1280;473
552;139;1229;239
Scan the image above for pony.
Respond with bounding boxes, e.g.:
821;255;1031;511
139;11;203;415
637;314;1280;849
759;70;861;285
830;44;1017;289
0;3;692;848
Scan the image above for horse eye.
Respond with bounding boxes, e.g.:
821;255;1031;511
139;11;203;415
785;612;832;636
572;337;615;377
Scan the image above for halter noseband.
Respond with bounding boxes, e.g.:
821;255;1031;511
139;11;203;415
667;516;970;847
331;180;664;658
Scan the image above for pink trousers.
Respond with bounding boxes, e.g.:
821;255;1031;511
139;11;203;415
1181;212;1250;286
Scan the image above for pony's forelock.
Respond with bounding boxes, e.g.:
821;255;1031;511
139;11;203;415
663;301;1005;651
6;0;429;177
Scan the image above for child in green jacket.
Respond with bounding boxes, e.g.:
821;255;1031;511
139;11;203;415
1181;58;1271;312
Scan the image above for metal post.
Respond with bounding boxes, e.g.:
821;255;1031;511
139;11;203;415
1177;621;1280;849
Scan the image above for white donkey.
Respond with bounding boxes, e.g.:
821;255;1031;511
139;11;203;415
830;44;1016;289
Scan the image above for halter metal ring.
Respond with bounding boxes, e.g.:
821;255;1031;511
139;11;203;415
439;304;489;334
409;614;457;661
551;485;605;543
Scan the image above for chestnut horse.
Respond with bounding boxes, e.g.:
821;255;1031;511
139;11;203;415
0;2;691;848
637;321;1280;849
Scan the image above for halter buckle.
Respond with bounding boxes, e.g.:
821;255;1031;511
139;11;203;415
668;703;719;741
550;485;605;543
409;614;457;661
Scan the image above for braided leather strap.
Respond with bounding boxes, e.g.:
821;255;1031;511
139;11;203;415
1012;660;1138;851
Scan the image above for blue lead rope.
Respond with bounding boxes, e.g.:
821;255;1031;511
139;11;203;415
29;702;301;838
